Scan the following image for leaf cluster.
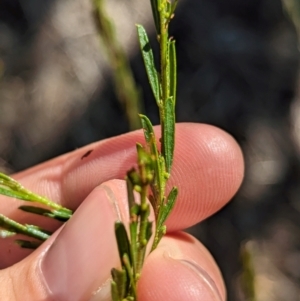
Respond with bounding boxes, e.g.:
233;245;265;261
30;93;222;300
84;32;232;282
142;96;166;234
136;0;178;250
112;0;179;299
111;146;154;300
0;173;72;248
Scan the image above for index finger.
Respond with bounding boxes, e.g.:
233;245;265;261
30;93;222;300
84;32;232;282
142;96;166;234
9;123;243;231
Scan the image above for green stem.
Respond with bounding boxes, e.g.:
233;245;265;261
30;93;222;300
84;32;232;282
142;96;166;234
0;214;50;241
94;0;142;130
136;187;149;274
159;3;168;157
0;173;72;217
123;253;137;300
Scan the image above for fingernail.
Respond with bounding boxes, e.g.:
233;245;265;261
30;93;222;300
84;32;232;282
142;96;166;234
39;186;120;301
179;259;224;301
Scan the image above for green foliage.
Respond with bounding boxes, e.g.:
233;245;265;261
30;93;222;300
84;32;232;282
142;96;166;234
112;0;179;299
136;25;160;105
137;0;178;251
0;172;72;248
0;173;72;217
240;242;257;301
94;0;142;130
111;147;154;300
0;1;179;300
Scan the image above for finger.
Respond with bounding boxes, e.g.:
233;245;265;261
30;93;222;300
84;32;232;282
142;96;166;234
9;123;244;231
0;180;224;301
0;180;131;300
138;232;225;301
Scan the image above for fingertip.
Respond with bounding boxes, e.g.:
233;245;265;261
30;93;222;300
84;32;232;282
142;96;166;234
138;233;226;301
167;123;244;231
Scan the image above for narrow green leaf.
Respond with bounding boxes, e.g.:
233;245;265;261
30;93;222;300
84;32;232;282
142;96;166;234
111;268;127;300
149;0;160;33
19;205;71;222
46;210;72;221
122;253;136;298
0;214;50;241
139;114;164;201
26;224;52;236
139;203;151;246
0;187;34;202
115;222;131;263
111;280;120;301
240;242;256;301
170;0;179;20
0;172;14;182
126;177;136;210
167;186;178;203
15;240;42;249
136;25;160;105
163;97;175;172
0;172;20;189
157;186;178;229
168;40;177;105
145;221;153;241
139;114;155;145
19;205;51;216
0;186;72;216
151;224;166;250
130;221;138;272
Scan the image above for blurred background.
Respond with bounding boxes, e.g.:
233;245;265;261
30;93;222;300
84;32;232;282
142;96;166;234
0;0;300;300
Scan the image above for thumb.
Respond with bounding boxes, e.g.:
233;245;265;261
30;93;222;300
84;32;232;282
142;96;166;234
0;180;129;301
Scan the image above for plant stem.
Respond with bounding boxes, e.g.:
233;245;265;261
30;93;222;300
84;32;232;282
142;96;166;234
0;173;72;217
94;0;142;130
0;214;50;241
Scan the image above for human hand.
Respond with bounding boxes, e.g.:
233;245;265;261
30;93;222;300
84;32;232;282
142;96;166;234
0;123;243;301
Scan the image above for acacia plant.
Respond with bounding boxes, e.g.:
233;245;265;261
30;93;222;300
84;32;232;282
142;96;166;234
109;0;178;299
0;0;178;300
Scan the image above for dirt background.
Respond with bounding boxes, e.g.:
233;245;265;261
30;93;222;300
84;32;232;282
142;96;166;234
1;0;300;300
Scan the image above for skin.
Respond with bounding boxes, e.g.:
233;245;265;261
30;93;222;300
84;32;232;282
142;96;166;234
0;123;244;301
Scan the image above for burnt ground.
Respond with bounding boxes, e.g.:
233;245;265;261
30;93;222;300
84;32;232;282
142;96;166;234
0;0;300;300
